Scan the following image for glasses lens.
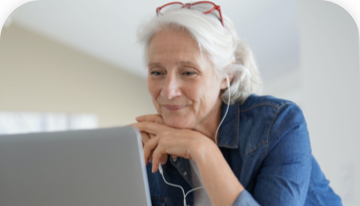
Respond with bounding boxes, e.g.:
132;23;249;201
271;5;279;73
191;3;214;12
158;4;183;15
192;3;220;18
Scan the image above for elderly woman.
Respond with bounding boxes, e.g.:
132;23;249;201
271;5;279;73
132;2;341;206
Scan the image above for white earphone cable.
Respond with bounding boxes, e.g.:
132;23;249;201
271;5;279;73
215;74;231;145
159;163;204;206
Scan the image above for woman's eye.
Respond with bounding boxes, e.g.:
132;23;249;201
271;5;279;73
150;71;164;76
183;71;196;76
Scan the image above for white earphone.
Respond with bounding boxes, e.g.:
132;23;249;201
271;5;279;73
215;73;231;145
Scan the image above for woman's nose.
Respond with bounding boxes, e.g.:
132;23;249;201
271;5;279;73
160;75;181;100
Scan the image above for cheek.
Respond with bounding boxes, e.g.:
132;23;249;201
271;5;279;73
187;83;210;110
193;80;220;111
147;79;159;99
147;79;161;109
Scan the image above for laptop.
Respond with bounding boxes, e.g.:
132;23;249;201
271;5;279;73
0;126;151;206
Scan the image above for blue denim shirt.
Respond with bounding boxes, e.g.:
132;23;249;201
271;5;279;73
146;94;342;206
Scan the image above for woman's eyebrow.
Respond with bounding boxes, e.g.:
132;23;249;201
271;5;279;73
175;61;197;66
148;61;197;67
148;62;162;67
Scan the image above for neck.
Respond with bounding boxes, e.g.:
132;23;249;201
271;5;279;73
193;96;223;143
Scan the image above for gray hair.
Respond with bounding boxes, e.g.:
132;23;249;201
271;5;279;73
137;7;262;104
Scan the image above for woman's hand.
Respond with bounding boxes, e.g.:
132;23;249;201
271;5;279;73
136;115;168;165
132;114;207;173
133;115;244;206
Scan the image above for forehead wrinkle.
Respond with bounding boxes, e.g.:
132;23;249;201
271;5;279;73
147;61;200;70
147;29;213;71
148;49;201;66
148;29;200;52
175;61;197;66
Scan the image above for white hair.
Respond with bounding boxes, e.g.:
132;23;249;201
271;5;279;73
137;6;262;104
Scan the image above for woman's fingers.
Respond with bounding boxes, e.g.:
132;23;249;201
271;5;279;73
134;115;167;166
143;136;160;164
170;154;178;160
132;122;166;135
146;140;168;166
136;114;164;124
142;130;161;165
151;144;166;173
140;132;156;165
134;120;197;172
148;151;153;164
140;132;150;147
159;154;168;165
133;122;169;166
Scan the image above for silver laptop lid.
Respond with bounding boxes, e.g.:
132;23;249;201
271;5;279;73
0;126;151;206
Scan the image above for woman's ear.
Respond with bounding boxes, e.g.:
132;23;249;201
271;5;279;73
220;61;235;90
220;72;234;90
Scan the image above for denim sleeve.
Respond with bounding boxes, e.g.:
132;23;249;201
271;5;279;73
233;189;261;206
250;103;312;206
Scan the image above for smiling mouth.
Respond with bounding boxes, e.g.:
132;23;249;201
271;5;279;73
163;105;186;111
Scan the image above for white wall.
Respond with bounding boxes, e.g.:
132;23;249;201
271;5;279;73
228;0;299;81
0;23;157;128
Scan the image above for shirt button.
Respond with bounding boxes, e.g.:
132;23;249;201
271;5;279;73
172;157;177;162
183;171;187;176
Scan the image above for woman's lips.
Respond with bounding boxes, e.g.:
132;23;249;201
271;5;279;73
163;105;186;111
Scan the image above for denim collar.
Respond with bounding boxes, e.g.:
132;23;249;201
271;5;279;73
218;101;240;149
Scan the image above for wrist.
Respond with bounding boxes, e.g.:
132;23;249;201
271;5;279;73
189;132;217;164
